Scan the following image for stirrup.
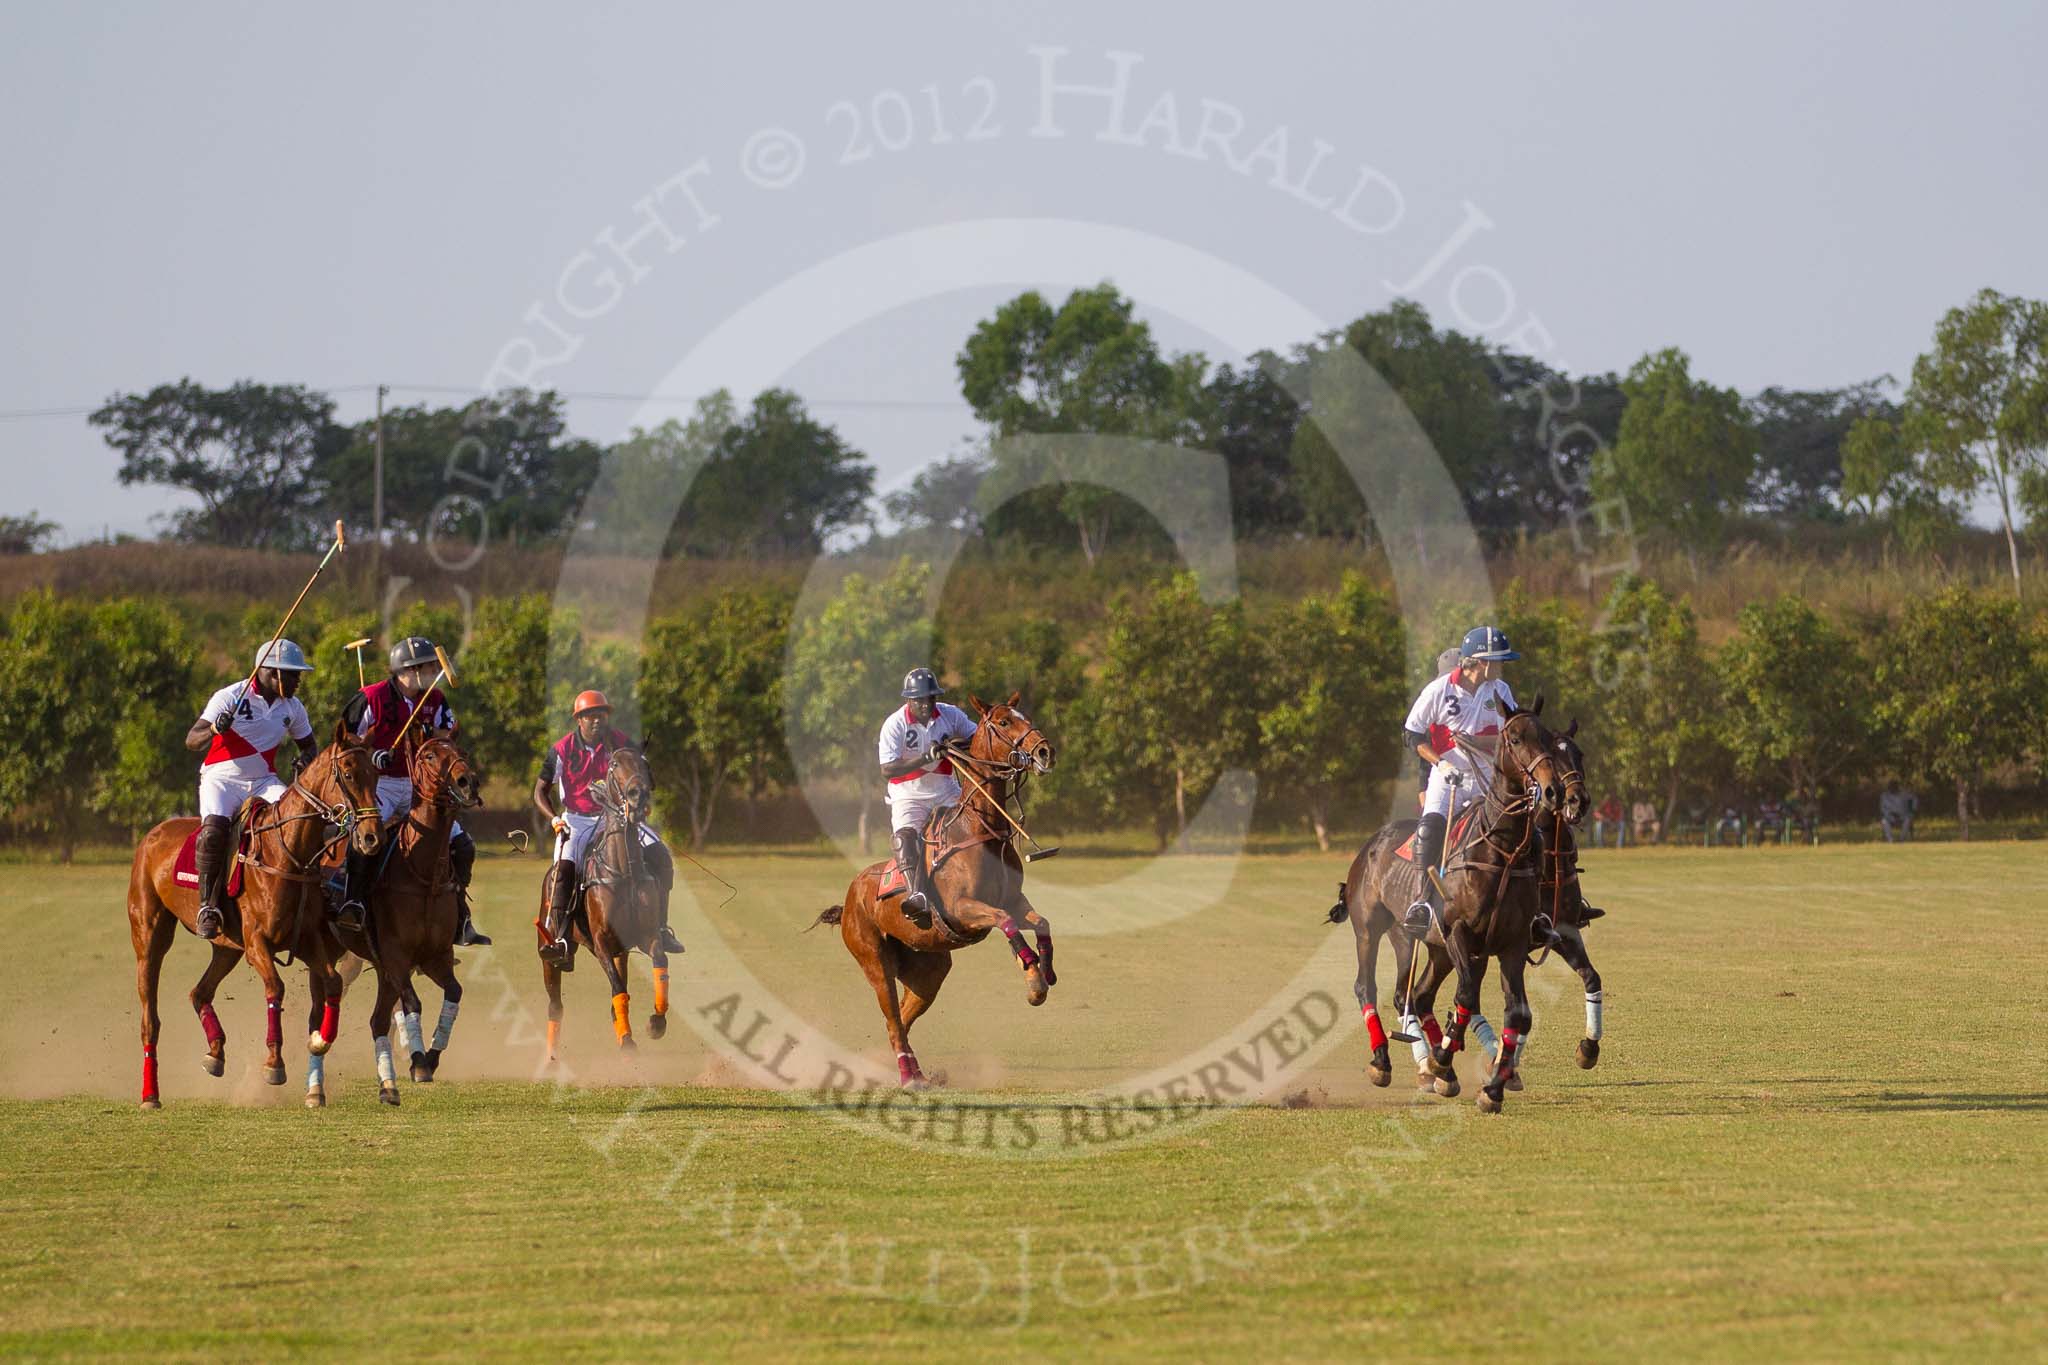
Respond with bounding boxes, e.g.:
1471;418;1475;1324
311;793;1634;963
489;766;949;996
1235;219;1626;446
455;915;492;947
196;905;223;940
335;899;366;933
1401;898;1432;936
656;924;685;954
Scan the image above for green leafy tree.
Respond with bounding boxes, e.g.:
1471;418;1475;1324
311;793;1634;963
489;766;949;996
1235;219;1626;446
458;595;577;792
1589;575;1728;836
1718;596;1872;816
0;512;59;555
1256;571;1405;850
92;380;348;548
1746;380;1896;519
1595;349;1757;562
1203;359;1304;538
640;588;794;844
1841;413;1964;551
1899;289;2048;596
785;559;937;853
1874;586;2047;839
1091;573;1260;849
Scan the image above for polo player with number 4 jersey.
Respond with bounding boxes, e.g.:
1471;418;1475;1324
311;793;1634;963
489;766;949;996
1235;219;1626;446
338;635;489;945
182;640;320;940
533;690;683;964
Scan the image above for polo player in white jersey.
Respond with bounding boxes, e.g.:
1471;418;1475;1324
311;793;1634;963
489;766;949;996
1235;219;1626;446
181;640;320;939
877;667;978;925
1400;625;1521;938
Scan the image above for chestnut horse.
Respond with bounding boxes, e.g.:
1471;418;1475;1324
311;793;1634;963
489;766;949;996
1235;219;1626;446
327;731;480;1106
539;746;676;1058
1326;697;1565;1113
127;718;384;1109
812;693;1056;1089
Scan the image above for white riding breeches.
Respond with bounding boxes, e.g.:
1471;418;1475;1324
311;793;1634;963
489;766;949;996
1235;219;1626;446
1422;750;1487;823
553;810;662;865
198;770;288;820
374;775;463;839
888;792;958;836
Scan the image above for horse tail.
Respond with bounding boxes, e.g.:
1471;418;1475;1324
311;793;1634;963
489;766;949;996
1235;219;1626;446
807;905;843;932
1325;879;1350;925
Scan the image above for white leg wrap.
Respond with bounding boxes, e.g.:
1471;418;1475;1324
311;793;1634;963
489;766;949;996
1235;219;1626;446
1585;990;1604;1041
306;1052;325;1091
375;1035;397;1085
1470;1014;1499;1057
432;1000;459;1053
399;1011;424;1057
1402;1015;1430;1067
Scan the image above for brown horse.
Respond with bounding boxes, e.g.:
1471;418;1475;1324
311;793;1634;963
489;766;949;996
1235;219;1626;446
812;693;1056;1089
1326;697;1565;1113
127;719;384;1109
326;731;480;1106
539;746;678;1058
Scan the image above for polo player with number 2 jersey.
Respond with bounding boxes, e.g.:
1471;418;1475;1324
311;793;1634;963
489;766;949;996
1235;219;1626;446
182;640;320;940
532;690;683;964
877;667;979;926
1401;625;1521;938
338;635;489;945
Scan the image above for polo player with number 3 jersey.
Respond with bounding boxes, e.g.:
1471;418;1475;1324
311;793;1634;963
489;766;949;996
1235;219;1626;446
182;640;320;940
1401;626;1521;938
533;690;683;964
877;667;979;926
338;635;489;945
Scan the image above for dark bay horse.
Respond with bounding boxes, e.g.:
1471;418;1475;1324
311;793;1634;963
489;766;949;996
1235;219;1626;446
812;693;1056;1089
328;732;479;1106
127;719;384;1109
1326;697;1564;1113
539;746;677;1058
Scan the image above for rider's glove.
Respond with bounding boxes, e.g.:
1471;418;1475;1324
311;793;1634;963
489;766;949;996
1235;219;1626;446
371;748;394;772
211;710;235;735
551;816;570;836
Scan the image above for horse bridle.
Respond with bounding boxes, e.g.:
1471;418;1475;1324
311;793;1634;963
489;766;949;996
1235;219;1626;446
941;709;1051;845
583;751;653;892
239;748;381;883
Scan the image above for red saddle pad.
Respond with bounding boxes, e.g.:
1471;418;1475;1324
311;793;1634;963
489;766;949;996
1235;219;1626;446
1394;808;1478;864
173;825;249;899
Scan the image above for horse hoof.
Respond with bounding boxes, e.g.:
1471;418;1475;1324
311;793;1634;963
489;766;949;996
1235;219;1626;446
379;1083;401;1106
262;1064;287;1086
305;1088;325;1109
1577;1038;1600;1069
1506;1072;1524;1093
1040;962;1058;988
410;1053;433;1084
1432;1074;1461;1099
307;1031;331;1058
200;1052;224;1078
1367;1063;1392;1089
1415;1071;1435;1092
139;1096;161;1111
647;1014;666;1040
618;1036;637;1053
424;1047;442;1077
1426;1054;1456;1081
1024;968;1049;1007
902;1075;930;1092
1476;1089;1502;1114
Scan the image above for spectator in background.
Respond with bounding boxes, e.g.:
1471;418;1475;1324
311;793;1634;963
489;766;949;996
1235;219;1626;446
1714;804;1745;847
1592;794;1624;847
1880;781;1917;842
1755;796;1786;844
1631;798;1661;845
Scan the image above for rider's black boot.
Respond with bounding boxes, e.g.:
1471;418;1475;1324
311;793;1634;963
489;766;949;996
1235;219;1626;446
1402;813;1448;938
194;816;231;940
336;848;373;933
448;829;490;945
644;839;685;954
894;828;933;928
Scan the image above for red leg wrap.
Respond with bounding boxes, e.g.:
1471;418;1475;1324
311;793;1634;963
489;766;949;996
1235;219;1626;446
319;999;340;1044
1363;1008;1388;1052
142;1046;158;1102
1419;1015;1443;1048
1498;1028;1522;1078
265;998;283;1049
198;1004;224;1047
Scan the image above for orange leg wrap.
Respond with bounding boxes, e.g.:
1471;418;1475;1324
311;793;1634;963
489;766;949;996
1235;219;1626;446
610;992;631;1042
652;966;670;1017
545;1018;560;1059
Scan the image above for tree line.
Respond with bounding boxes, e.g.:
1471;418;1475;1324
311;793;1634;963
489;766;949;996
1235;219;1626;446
4;567;2041;858
68;286;2048;589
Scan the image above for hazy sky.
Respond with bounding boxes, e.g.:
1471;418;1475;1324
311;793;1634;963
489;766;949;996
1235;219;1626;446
4;2;2044;541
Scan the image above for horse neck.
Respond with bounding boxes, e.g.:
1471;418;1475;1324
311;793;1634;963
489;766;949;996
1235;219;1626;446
958;739;1013;835
401;783;454;870
263;763;333;870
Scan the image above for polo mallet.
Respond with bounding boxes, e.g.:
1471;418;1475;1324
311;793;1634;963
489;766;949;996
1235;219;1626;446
950;754;1060;861
233;520;346;708
343;638;373;689
387;644;457;752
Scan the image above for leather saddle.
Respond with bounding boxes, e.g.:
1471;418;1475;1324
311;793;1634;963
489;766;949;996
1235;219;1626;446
173;799;263;903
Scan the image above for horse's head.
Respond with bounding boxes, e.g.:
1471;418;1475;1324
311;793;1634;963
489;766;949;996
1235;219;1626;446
1494;694;1566;817
1550;718;1588;825
322;717;387;857
969;691;1055;775
409;731;481;811
605;746;655;823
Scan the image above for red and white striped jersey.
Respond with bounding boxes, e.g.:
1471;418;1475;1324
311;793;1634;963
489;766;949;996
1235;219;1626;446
878;702;977;801
199;684;312;779
1403;671;1518;760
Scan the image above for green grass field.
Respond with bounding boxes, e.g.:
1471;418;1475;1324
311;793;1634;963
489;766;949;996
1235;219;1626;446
1;842;2043;1360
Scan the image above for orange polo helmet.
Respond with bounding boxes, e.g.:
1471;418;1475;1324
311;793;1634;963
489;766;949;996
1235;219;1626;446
573;689;611;717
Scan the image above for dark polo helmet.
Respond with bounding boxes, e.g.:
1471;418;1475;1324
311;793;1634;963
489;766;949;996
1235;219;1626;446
389;636;437;673
900;667;944;700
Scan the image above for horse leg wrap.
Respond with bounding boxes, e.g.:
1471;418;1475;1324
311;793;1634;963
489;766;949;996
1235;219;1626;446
1497;1028;1522;1080
1362;1007;1388;1053
896;1051;922;1084
1402;1014;1431;1067
546;1018;561;1059
265;999;283;1050
374;1035;397;1085
1000;922;1040;971
319;999;340;1045
1470;1013;1499;1058
142;1046;158;1104
1585;990;1604;1041
1419;1014;1443;1049
652;966;670;1017
432;1000;459;1053
306;1052;325;1091
1445;1004;1469;1054
399;1011;424;1058
198;1004;225;1048
611;993;631;1042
